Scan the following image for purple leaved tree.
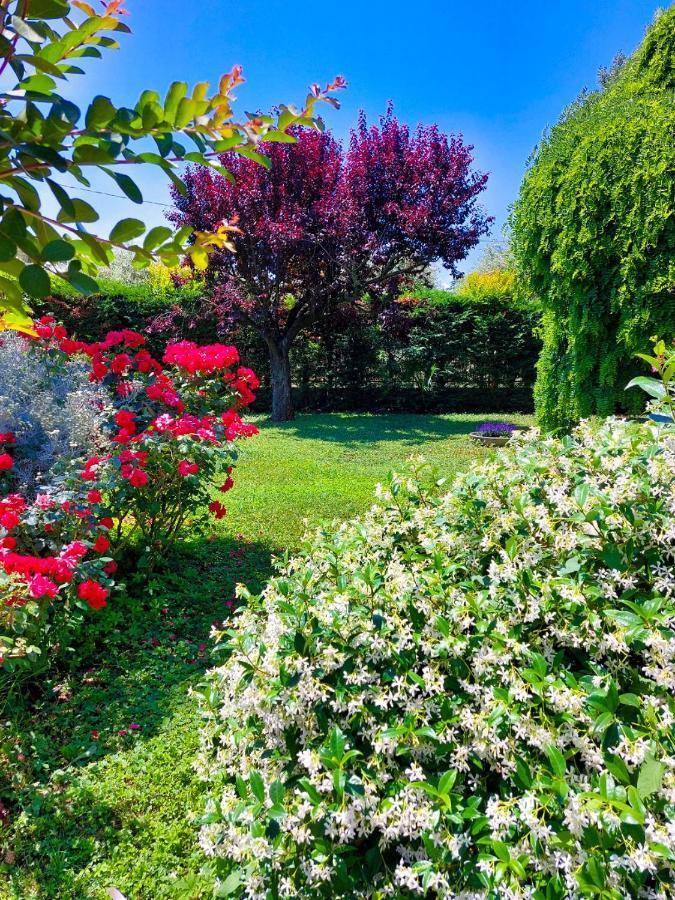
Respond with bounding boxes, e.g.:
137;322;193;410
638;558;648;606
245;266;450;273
171;108;492;420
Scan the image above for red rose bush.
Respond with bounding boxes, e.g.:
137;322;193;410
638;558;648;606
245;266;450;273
0;318;258;684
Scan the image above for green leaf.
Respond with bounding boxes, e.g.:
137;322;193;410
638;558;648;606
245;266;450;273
637;755;664;799
143;226;173;251
235;146;272;169
164;81;188;123
19;264;51;298
0;237;17;263
175;97;197;128
26;0;69;17
214;870;242;897
84;95;116;131
41;239;74;263
47;180;76;219
109;218;145;243
269;780;284;806
109;172;143;204
56;198;99;224
10;15;45;43
261;130;297;144
1;208;28;242
66;269;99;295
546;745;566;779
625;376;666;400
249;771;265;803
72;144;115;165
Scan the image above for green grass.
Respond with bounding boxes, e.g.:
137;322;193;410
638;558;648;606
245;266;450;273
0;412;532;900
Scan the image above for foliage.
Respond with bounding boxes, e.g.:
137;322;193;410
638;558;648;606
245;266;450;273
197;416;675;898
0;412;521;896
0;468;117;681
453;268;517;302
0;0;343;332
0;329;108;493
172;109;491;419
42;275;538;414
510;8;675;430
376;283;540;399
0;320;259;686
627;337;675;425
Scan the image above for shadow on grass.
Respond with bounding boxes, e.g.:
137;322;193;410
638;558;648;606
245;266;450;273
1;533;276;898
265;412;514;446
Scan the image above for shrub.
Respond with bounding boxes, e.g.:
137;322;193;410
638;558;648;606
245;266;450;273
1;319;259;685
511;9;675;430
35;318;260;562
0;483;116;682
196;415;675;898
0;330;108;494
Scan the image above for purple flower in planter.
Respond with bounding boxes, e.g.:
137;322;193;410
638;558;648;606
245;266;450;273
475;422;518;437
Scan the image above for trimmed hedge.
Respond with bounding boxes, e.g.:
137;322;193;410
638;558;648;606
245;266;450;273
38;279;541;414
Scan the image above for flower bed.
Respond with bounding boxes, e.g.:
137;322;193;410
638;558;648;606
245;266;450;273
0;318;258;682
196;415;675;898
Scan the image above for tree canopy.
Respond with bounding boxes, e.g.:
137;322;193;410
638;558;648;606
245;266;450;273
510;7;675;430
172;110;491;419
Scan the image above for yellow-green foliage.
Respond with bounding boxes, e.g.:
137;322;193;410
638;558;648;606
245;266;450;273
454;269;516;302
146;262;196;292
511;9;675;430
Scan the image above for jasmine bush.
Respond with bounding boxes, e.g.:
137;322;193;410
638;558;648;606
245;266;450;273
197;413;675;898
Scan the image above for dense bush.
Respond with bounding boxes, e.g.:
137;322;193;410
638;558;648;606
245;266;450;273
0;320;259;683
511;8;675;430
0;331;108;494
197;412;675;897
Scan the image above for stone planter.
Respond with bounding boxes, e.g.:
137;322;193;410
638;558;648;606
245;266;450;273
470;432;512;447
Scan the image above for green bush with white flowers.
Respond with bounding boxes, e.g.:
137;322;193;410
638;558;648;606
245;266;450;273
196;410;675;898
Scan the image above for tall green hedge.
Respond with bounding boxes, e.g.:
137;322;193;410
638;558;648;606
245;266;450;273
511;8;675;430
39;278;541;414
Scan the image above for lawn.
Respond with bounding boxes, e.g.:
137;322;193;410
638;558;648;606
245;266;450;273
0;412;532;900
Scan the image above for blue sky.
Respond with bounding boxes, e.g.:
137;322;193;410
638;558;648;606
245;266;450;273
74;0;660;281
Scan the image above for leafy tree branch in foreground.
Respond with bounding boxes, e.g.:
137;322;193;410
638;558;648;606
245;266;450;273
0;0;344;331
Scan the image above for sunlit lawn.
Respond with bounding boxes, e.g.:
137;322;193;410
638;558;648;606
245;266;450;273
0;412;532;900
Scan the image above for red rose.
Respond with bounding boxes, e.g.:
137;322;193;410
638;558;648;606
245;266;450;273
92;535;110;553
28;575;59;599
86;489;103;504
114;410;136;430
0;511;19;530
178;459;199;477
208;500;227;519
0;453;13;471
111;353;132;375
78;579;108;610
128;469;148;488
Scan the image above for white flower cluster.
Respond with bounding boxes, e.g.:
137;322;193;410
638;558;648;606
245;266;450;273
196;417;675;898
0;331;108;492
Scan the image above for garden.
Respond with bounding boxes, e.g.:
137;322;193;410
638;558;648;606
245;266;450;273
0;2;673;899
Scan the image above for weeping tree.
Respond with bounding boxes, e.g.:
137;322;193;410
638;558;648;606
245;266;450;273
171;109;491;420
511;8;675;431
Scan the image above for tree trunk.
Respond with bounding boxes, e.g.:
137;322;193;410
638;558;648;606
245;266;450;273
267;338;294;421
